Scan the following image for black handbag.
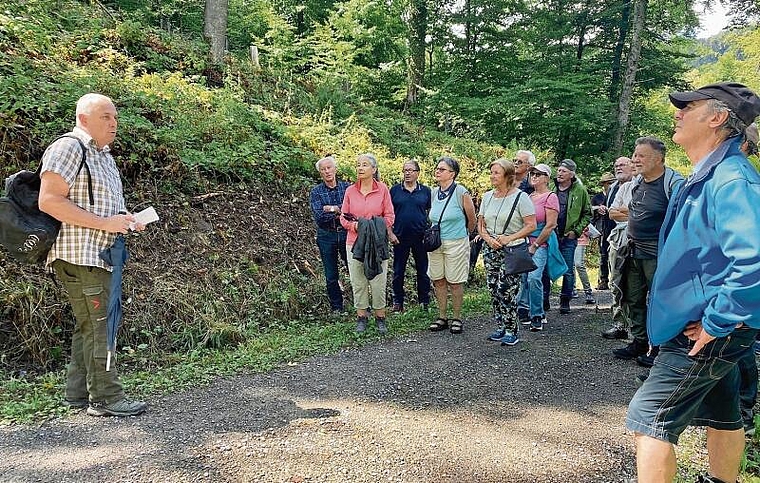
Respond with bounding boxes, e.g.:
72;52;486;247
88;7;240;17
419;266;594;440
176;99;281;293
498;191;537;275
422;183;456;252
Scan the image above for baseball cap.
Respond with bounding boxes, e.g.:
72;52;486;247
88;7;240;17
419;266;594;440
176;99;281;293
669;82;760;126
599;172;615;184
558;159;576;172
531;163;552;177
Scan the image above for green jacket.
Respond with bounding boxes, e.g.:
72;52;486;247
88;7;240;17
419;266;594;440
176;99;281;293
552;177;591;238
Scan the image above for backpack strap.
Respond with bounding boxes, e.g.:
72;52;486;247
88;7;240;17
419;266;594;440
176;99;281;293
46;135;94;206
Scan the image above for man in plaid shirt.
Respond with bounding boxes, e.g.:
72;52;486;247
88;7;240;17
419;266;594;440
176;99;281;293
310;155;351;314
39;93;147;417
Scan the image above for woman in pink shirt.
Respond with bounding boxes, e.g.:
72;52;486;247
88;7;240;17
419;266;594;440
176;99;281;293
340;154;396;334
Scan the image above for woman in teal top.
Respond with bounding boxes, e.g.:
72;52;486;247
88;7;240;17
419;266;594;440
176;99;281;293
427;156;476;335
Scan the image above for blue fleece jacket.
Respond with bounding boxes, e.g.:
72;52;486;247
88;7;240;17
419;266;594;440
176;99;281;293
648;137;760;346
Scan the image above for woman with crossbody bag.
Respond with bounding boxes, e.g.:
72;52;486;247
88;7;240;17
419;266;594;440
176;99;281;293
478;158;536;346
427;157;476;335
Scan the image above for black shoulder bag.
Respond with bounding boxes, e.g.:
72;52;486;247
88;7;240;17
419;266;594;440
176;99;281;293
499;191;537;275
422;183;456;252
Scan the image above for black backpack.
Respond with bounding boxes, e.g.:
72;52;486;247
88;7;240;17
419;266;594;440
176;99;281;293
0;135;93;264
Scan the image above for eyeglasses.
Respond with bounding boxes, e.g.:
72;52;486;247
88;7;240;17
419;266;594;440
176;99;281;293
435;167;453;172
402;169;419;173
512;158;526;166
529;172;547;177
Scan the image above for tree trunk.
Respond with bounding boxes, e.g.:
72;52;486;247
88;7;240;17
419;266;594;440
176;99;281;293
405;0;428;107
204;0;228;64
609;0;632;103
612;0;647;156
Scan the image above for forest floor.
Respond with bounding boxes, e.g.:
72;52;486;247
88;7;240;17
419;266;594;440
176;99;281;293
0;291;707;482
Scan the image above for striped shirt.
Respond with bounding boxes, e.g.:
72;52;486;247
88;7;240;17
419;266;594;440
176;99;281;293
41;127;126;271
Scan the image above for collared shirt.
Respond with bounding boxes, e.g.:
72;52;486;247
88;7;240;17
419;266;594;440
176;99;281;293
310;180;350;231
390;182;431;239
340;179;395;246
41;127;126;271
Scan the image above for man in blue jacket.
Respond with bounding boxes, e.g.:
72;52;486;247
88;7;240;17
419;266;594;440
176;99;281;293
626;82;760;483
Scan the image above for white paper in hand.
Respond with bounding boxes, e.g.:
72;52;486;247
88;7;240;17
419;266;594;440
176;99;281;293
129;207;159;230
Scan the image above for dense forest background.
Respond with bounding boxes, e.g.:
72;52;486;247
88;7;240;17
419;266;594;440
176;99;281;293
2;0;760;377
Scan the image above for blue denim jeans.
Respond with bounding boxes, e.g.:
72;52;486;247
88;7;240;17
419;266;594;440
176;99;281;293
316;228;348;310
392;236;430;306
518;246;548;318
558;237;577;297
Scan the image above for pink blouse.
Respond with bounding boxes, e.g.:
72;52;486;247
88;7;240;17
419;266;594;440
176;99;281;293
340;179;395;246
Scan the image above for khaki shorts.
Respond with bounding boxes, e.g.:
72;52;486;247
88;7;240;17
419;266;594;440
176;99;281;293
427;237;470;284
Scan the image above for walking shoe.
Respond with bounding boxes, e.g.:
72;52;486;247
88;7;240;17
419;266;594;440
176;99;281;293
391;303;404;313
487;328;506;341
601;325;628;340
745;421;756;437
613;339;649;360
499;332;520;346
518;308;531;326
559;296;571;315
64;398;89;409
376;317;388;334
596;281;609;290
529;316;544;332
87;399;147;417
356;316;368;333
636;346;659;368
584;291;596;305
571;290;579;299
697;474;735;483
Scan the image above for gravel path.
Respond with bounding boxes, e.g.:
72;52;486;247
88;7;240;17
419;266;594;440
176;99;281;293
0;292;644;482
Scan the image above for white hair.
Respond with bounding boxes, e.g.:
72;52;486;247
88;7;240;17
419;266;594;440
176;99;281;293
316;155;336;171
75;93;113;121
516;150;536;166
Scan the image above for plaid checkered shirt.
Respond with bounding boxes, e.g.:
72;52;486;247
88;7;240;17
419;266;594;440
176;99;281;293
41;127;126;271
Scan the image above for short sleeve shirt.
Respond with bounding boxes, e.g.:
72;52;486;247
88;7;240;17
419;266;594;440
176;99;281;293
479;190;535;247
41;128;126;270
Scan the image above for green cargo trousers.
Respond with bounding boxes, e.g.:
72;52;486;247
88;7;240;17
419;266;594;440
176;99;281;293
53;260;124;404
621;257;658;345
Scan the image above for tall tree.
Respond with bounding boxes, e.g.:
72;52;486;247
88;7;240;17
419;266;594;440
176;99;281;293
405;0;428;107
204;0;228;63
612;0;646;155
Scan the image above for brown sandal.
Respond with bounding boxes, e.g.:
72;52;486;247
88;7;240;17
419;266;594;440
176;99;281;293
429;318;448;332
449;319;463;334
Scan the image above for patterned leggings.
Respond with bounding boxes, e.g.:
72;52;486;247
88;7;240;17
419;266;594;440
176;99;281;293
483;245;522;334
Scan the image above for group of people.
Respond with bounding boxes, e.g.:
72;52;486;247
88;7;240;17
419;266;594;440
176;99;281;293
310;146;605;345
40;82;760;483
310;82;760;483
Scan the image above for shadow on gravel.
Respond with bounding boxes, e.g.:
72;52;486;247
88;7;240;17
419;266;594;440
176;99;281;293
0;292;639;482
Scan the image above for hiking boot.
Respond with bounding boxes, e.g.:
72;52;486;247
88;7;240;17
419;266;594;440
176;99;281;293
529;316;544;332
602;325;628;340
597;281;609;290
499;332;520;346
571;290;579;299
559;296;571;315
376;317;388;334
356;316;368;333
745;420;756;437
613;339;649;360
636;346;659;368
584;291;596;305
518;308;531;326
64;398;89;410
487;328;506;341
87;399;147;417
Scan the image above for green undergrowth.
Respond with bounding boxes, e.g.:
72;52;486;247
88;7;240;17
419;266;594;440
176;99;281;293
0;287;491;425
